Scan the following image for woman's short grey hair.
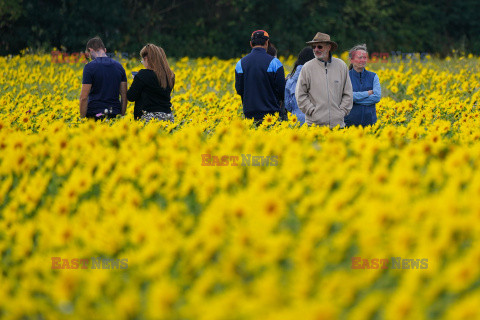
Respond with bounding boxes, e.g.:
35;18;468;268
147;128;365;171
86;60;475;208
349;44;368;59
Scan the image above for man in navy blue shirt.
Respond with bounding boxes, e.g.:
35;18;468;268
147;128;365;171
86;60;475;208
79;37;127;119
235;30;286;124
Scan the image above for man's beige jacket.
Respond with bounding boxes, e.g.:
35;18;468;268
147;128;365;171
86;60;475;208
296;57;353;128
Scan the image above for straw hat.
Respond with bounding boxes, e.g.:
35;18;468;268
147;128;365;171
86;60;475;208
306;32;338;51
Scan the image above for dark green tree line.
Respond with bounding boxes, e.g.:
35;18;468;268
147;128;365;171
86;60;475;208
1;0;479;58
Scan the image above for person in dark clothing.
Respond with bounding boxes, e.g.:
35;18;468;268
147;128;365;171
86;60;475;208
79;37;127;120
266;42;289;121
344;44;381;127
267;42;277;57
235;30;286;124
127;44;175;123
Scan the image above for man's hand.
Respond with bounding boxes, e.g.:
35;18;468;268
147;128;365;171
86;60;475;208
368;90;373;95
120;82;127;116
79;84;92;117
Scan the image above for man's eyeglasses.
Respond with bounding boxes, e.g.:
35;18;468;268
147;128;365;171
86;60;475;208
312;44;326;50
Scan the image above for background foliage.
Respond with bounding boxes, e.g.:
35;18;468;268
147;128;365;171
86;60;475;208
1;0;480;58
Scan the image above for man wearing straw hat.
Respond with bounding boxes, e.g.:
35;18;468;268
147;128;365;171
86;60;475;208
296;32;353;128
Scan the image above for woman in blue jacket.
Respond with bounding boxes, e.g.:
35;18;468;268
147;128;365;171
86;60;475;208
344;44;381;127
284;47;315;125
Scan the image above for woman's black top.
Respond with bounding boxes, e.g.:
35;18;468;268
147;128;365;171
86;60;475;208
127;69;173;119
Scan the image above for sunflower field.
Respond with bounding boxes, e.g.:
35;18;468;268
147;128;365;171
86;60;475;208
1;51;480;319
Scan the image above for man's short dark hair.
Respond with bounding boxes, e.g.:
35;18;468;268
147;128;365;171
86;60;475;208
251;38;267;46
86;37;105;51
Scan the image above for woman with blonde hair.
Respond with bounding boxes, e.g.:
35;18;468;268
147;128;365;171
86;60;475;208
127;44;175;122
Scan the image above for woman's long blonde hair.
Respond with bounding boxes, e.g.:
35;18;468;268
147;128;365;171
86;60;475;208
140;44;175;89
